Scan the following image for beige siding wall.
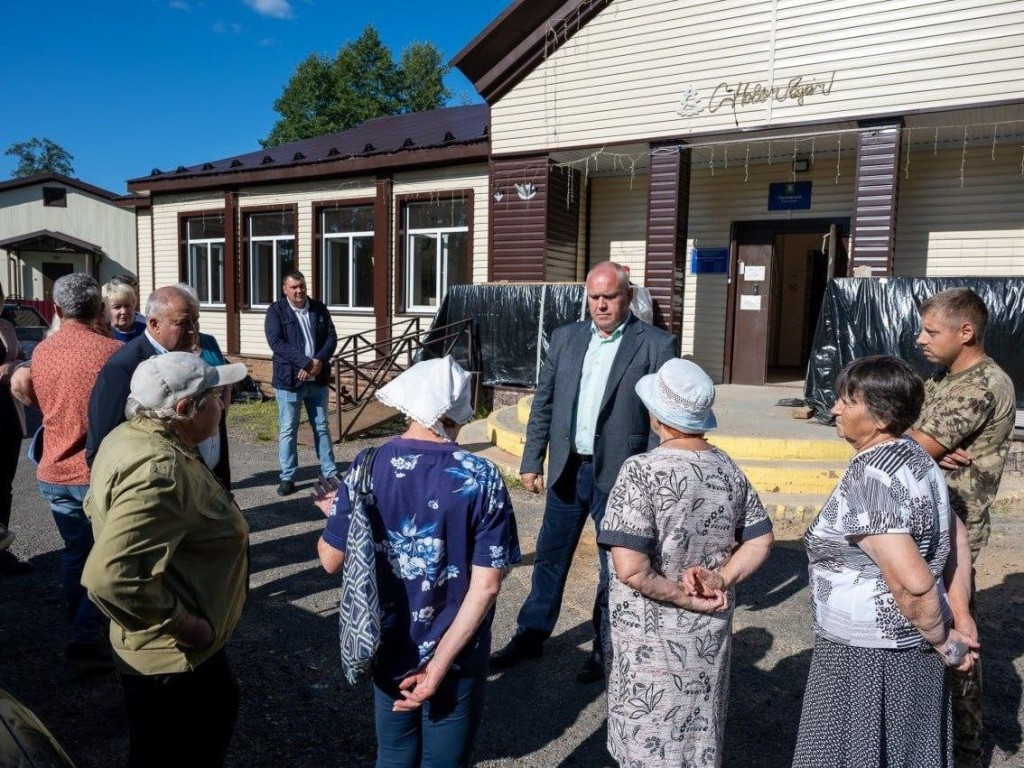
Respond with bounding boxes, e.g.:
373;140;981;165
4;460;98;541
589;174;648;285
491;0;1024;154
685;155;857;381
895;144;1024;277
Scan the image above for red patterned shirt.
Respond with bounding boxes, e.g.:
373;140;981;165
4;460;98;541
32;322;122;485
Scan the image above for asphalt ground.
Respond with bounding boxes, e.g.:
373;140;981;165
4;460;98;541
1;424;1022;767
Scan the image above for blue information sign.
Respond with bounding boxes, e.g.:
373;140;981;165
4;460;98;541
768;181;812;211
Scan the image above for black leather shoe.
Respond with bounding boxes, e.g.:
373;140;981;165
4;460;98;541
490;637;543;669
575;652;605;684
276;480;296;497
0;551;32;576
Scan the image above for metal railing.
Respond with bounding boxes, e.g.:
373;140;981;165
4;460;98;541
332;316;476;441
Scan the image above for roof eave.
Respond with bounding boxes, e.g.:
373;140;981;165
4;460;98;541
128;141;490;195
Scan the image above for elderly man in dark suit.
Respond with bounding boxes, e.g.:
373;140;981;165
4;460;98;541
491;261;677;683
264;270;338;497
85;285;232;489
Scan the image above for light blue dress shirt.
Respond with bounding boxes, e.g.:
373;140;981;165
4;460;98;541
573;320;626;455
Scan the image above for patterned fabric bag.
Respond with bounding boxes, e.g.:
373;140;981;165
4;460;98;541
338;448;381;685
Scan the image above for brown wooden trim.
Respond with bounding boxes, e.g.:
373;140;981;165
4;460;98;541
850;119;902;276
224;192;240;354
489;155;548;281
644;144;690;336
149;206;156;298
129;144;488;195
311;197;377;305
721;228;738;385
177;208;224;284
374;177;393;341
393;188;474;315
238;203;299;311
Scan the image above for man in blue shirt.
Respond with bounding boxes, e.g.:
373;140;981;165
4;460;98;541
491;261;677;683
264;271;338;496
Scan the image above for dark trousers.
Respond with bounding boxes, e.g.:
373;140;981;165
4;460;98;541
120;650;240;768
515;458;610;657
372;670;486;768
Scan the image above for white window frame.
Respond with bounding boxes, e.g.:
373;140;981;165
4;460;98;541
403;203;469;313
247;214;295;309
321;211;374;311
186;226;226;308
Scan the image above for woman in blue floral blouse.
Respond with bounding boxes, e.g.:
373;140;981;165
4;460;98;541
317;356;520;768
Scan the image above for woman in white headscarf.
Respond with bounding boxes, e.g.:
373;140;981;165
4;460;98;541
315;356;520;768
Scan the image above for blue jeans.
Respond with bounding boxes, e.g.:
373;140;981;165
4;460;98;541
373;670;486;768
515;459;610;658
276;382;337;481
37;482;107;645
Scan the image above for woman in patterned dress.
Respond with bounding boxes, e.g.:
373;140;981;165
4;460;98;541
315;356;520;768
598;359;774;768
793;355;978;768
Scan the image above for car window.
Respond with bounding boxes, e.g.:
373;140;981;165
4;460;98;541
1;305;47;327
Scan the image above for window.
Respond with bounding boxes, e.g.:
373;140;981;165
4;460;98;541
185;215;226;306
402;199;469;312
42;187;67;207
321;206;374;309
247;211;295;307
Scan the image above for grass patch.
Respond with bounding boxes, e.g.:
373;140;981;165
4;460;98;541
499;468;524;490
227;400;284;443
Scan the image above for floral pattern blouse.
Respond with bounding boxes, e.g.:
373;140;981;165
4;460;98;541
323;437;520;681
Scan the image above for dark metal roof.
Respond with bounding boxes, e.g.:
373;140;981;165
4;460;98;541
451;0;611;104
0;229;105;255
130;104;489;186
0;173;123;201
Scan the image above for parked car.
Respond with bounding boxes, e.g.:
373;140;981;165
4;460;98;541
0;687;77;767
1;303;48;359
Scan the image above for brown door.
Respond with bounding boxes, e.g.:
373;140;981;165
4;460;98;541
41;262;74;301
730;243;774;385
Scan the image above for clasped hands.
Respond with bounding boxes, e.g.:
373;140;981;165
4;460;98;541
297;358;323;382
678;566;730;613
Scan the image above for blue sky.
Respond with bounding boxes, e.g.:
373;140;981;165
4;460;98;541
0;0;509;194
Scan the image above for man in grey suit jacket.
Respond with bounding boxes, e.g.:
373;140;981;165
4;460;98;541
491;261;677;683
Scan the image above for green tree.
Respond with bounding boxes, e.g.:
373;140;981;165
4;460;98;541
262;26;451;147
4;137;75;177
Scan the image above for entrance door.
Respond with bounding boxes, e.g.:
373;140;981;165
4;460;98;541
42;262;73;301
730;243;774;385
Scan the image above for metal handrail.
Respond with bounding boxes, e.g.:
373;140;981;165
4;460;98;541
331;317;475;441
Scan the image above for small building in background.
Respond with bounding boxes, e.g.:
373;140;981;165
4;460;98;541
0;173;138;302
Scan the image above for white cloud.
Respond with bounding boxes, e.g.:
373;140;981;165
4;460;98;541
242;0;293;19
169;0;190;10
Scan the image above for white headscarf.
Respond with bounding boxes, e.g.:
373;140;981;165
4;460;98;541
375;355;474;440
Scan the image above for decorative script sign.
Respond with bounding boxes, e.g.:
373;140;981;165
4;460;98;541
676;72;836;125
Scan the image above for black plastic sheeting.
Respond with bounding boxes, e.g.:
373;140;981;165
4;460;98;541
805;277;1024;423
422;283;656;387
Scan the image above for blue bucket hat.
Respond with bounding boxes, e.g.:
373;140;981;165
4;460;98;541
635;358;717;433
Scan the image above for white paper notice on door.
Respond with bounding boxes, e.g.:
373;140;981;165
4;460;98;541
740;294;762;311
744;265;766;281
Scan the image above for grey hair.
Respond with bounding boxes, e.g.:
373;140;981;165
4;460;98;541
175;282;200;303
53;273;103;320
145;285;199;319
125;389;213;423
586;261;631;293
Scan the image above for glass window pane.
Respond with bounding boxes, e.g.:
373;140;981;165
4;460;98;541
276;239;296;285
190;243;210;303
250;212;293;237
443;231;470;289
251;241;274;304
323;206;374;234
353;236;374;308
409;233;438;307
325;238;350;306
188;215;225;240
210;243;225;304
406;199;466;229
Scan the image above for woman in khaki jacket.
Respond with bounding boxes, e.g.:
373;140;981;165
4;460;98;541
83;352;248;768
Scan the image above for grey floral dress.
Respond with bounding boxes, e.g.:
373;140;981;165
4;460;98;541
597;446;772;768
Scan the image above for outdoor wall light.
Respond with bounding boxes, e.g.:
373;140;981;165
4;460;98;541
792;158;810;173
